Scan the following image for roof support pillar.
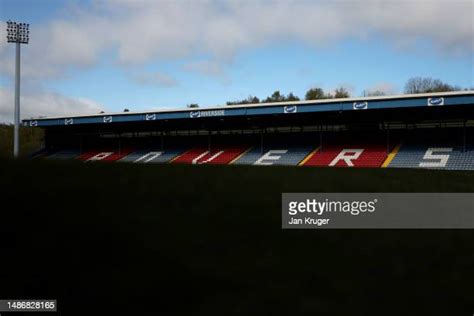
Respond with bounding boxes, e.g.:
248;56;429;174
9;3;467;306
320;130;323;153
79;135;83;155
161;133;164;151
208;131;211;152
463;121;466;152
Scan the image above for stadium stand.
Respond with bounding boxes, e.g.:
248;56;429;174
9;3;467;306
22;91;474;170
29;129;474;170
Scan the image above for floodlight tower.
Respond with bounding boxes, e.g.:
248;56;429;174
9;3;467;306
6;20;29;158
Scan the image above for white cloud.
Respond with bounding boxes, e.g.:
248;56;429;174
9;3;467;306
130;71;178;87
0;86;103;123
183;60;225;78
364;82;398;96
1;0;472;82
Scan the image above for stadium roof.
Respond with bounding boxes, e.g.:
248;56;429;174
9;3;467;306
23;91;474;128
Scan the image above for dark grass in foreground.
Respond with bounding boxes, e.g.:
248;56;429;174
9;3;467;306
1;159;474;315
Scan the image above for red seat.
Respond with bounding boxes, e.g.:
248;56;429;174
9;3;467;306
78;148;135;162
304;145;388;168
172;146;249;165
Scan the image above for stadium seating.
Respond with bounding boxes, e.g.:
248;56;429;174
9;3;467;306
172;146;250;165
32;128;474;170
47;149;81;160
303;145;388;167
119;148;185;164
389;145;474;170
386;129;474;170
234;146;314;166
78;149;135;162
302;134;390;167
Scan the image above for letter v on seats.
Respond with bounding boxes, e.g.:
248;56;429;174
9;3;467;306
199;151;224;164
192;151;209;164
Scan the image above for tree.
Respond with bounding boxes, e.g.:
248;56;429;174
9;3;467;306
123;108;130;112
305;87;325;100
263;91;286;103
404;77;460;94
226;95;260;106
334;87;350;98
187;103;199;108
286;92;300;101
305;87;333;100
362;90;386;97
248;96;260;104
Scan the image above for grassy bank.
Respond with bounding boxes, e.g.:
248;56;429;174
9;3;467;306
0;124;44;158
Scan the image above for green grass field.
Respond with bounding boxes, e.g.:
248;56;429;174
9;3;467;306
1;159;473;315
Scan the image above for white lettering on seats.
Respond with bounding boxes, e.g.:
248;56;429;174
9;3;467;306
192;151;209;164
329;149;364;167
254;150;288;165
192;151;225;164
134;152;163;163
199;151;224;164
419;148;452;168
87;152;113;161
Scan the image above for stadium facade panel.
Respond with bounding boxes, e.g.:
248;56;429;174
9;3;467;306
22;91;474;128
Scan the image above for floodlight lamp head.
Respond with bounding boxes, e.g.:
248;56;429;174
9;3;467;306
6;20;29;44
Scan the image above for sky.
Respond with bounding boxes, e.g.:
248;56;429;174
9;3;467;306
0;0;472;122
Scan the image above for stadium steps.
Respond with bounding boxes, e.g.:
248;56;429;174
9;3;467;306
381;144;401;168
229;146;254;164
298;147;320;166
